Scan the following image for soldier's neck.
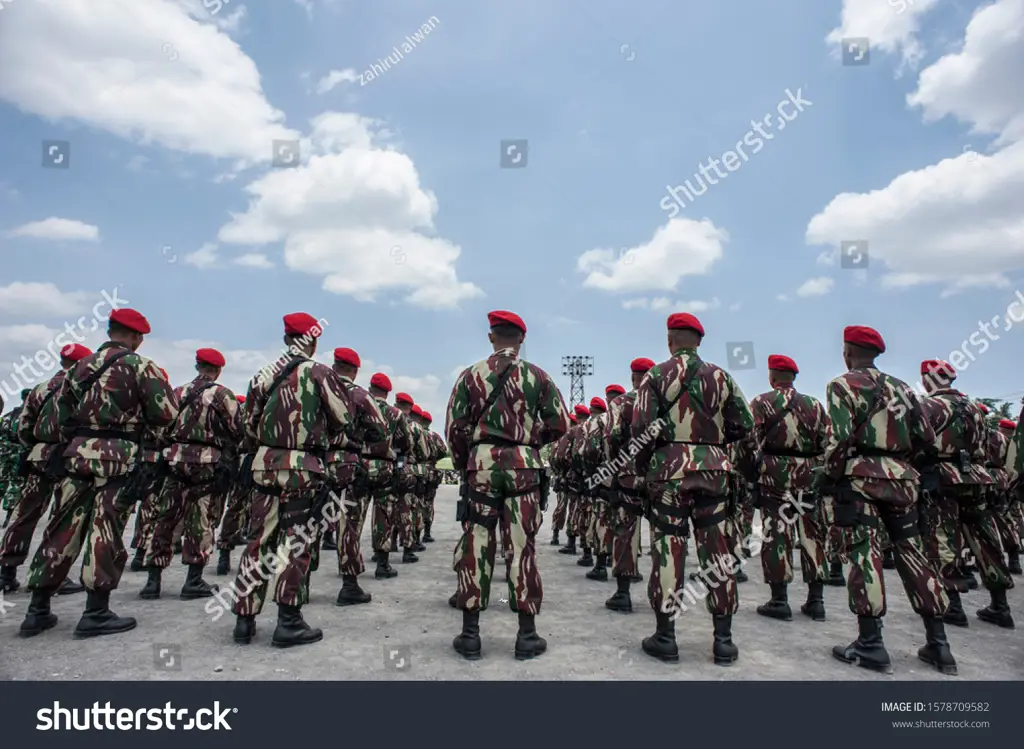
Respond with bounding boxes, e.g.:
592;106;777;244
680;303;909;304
672;347;698;356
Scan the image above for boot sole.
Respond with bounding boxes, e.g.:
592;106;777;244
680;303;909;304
833;652;893;674
801;611;827;622
18;618;58;637
180;591;217;600
976;614;1015;629
454;650;482;661
943;615;969;628
233;636;254;644
756;609;793;621
74;622;137;639
272;633;324;648
919;654;958;676
605;604;633;613
375;573;398;579
336;597;372;606
713;654;739;666
514;647;547;661
641;646;679;663
138;592;161;600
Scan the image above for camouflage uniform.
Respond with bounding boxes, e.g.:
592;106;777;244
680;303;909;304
422;425;447;541
571;412;602;568
547;437;569;545
987;426;1021;575
0;404;25;528
406;415;430;550
446;345;569;660
140;375;243;599
553;414;588;554
578;402;616;578
747;384;829;621
919;387;1014;628
129;426;170;563
20;341;178;638
368;394;412;574
631;346;753;665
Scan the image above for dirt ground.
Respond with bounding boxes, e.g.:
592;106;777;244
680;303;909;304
1;486;1021;681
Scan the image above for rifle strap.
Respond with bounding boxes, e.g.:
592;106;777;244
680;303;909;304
72;350;132;406
758;396;799;452
472;359;518;436
658;356;702;425
172;380;218;437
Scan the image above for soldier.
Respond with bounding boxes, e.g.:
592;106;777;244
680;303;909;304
0;390;29;531
547;412;576;545
129;367;172;572
917;360;1014;630
1;347;92;595
18;308;178;638
573;397;606;571
581;387;627;582
747;355;829;623
604;359;656;614
994;419;1022;575
820;329;955;675
631;313;753;666
559;404;590;556
325;347;387;606
726;438;753;584
446;310;569;660
392;393;423;560
421;411;447;543
215;394;251;575
408;404;431;551
228;312;354;647
140;348;243;600
365;373;412;579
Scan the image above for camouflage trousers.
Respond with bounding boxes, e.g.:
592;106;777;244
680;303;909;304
829;478;948;618
216;485;251;551
648;480;738;617
372;486;408;553
551;492;568;531
922;485;1013;592
425;478;440;527
609;496;644;578
565;488;583;537
227;470;322;617
27;467;135;593
339;483;372;576
758;491;827;584
411;475;426;542
145;464;227;569
0;468;57;568
991;491;1022;554
586;494;613;556
574;494;595;548
130;473;164;551
453;468;543;614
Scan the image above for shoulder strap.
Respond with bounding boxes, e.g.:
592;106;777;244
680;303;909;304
758;395;799;448
171;380;219;435
473;360;518;433
658;357;702;422
77;350;133;398
267;358;307;400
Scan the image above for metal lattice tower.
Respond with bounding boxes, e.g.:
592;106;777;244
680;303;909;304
561;356;593;408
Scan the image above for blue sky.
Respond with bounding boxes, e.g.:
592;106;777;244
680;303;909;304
1;0;1022;420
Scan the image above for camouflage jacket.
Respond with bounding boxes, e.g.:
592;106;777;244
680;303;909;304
362;395;412;464
0;407;23;477
748;385;828;494
19;370;67;464
406;419;431;476
141;425;170;464
244;352;355;482
1009;406;1023;485
445;347;569;473
324;376;387;470
425;430;447;463
164;375;244;465
603;390;645;492
984;425;1011;495
549;424;579;477
919;388;992;486
576;409;610;489
631;348;753;489
56;342;178;476
822;367;934;483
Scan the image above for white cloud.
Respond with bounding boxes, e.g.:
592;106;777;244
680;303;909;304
826;0;940;66
0;324;61;347
233;253;274;269
795;277;834;297
316;68;359;94
577;218;727;294
0;282;93;317
621;299;648;310
7;218;99;242
185;243;220;268
776;294;789;302
0;0;299;169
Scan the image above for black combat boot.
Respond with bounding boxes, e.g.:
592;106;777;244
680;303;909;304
642;610;679;663
961;565;979;590
271;604;323;648
453;610;482;660
374;552;398;579
550;529;560;546
734;566;749;583
180;563;218;600
56;577;85;595
370;551;381;563
976;588;1015;629
800;581;826;621
0;565;20;593
577;547;594;567
233;614;256;644
514;611;547;660
402;547;419;564
336;575;371;606
586;553;608;581
832;616;892;673
882;547;896;570
918;617;958;675
138;567;162;599
216;549;231;576
826;557;846;586
412;537;426;552
712;614;739;666
423;523;434;543
448;592;458;608
129;548;146;572
321;530;337;552
18;590;57;637
1007;550;1022;575
73;589;137;638
605;576;633;613
757;582;792;621
558;534;577;555
943;589;969;627
630;570;644;583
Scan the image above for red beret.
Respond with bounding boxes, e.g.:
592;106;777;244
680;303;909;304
590;397;607;412
333;347;360;367
767;354;798;374
196;347;226;368
236;394;246;404
630;357;656;373
843;325;885;353
569;413;577;424
977;402;990;414
370;372;392;392
59;343;92;362
283;312;324;338
422;411;433;423
109;308;151;334
605;384;626;396
487;310;527;334
411;405;424;418
574;404;590;417
920;359;956;380
999;419;1016;430
667;312;704;336
395;392;414;405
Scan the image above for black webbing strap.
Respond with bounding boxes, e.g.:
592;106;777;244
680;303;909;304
656;358;702;434
884;510;919;541
648;500;690;537
64;349;133;432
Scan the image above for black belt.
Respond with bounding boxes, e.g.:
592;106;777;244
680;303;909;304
765;449;820;458
853;448;909;458
72;426;139;441
472;438;524;448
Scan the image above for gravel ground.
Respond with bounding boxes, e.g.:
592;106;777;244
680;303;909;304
1;486;1021;681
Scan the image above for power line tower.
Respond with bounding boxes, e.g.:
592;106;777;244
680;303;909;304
561;356;593;408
